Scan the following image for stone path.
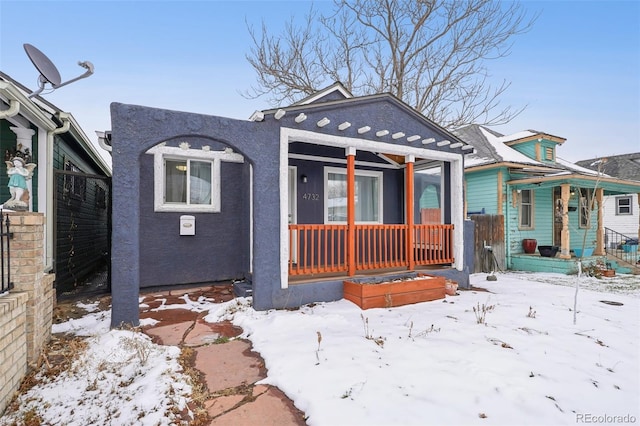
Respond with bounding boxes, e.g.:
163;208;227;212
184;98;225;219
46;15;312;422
139;284;307;425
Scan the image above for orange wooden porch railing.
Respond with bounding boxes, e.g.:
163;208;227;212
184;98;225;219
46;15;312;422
288;223;454;276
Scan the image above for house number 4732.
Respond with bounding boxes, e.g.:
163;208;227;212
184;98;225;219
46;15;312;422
302;193;320;201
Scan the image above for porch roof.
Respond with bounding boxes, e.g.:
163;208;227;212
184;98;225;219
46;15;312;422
508;173;640;195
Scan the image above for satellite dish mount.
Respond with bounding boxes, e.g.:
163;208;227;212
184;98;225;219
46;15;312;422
23;43;94;98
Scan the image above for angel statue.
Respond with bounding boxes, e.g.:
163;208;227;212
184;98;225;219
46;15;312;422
3;156;37;211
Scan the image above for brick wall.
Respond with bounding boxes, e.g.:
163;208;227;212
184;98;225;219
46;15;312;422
0;291;29;415
0;212;55;415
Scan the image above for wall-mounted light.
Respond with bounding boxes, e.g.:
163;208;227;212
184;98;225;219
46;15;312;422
176;164;187;172
301;174;308;183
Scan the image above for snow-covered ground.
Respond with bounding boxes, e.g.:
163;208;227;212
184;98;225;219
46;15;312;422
2;272;639;425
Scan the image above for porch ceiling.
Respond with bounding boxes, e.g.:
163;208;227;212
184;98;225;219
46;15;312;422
508;174;640;195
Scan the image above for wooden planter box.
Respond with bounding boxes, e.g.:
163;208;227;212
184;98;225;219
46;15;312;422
343;274;446;310
601;269;615;277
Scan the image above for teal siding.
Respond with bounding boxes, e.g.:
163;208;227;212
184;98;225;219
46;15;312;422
507;187;554;254
511;141;537;159
465;169;498;214
53;134;102;174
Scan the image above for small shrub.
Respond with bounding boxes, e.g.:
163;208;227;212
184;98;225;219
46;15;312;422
473;302;495;324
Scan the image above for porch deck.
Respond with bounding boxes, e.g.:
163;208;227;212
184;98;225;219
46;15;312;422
511;251;639;275
288;264;451;285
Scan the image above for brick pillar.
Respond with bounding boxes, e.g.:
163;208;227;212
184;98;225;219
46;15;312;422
6;212;55;366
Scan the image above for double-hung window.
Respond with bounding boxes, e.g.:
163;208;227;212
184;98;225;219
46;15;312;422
324;167;383;223
519;189;534;229
616;196;632;215
147;143;244;213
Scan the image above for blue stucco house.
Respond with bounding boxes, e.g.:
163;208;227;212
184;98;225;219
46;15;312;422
108;83;476;327
455;124;640;274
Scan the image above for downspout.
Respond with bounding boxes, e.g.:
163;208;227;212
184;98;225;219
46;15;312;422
45;112;71;272
52;112;71;135
0;99;20;118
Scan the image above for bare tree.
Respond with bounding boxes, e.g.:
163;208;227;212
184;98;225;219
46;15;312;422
244;0;537;129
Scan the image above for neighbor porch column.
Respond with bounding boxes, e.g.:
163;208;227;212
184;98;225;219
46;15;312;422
405;155;415;271
637;193;640;243
347;147;356;276
595;188;605;255
559;184;571;259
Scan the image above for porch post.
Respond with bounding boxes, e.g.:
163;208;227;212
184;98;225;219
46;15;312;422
347;147;356;276
406;155;415;270
637;193;640;244
559;184;571;259
595;188;605;255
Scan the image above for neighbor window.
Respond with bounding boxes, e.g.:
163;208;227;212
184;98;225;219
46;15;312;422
325;167;383;223
64;159;86;200
147;143;244;213
519;189;534;229
616;196;632;215
545;147;554;161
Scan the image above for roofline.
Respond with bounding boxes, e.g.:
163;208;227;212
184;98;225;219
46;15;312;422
259;92;468;147
504;132;566;146
0;81;58;130
465;161;560;173
66;114;112;176
508;173;640;190
291;81;354;106
1;75;111;175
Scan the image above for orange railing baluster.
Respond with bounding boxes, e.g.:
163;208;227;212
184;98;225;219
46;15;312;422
288;223;453;276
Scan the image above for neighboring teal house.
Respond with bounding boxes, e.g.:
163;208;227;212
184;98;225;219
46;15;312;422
455;124;640;274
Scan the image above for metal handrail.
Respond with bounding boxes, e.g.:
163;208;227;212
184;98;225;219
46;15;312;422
604;227;639;267
0;210;13;295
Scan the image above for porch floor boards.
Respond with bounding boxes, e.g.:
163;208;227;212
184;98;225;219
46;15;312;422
288;265;447;285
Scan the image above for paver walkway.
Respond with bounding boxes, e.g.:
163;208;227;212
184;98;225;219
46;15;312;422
139;284;307;425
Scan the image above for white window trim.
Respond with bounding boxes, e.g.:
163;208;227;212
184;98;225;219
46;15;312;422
518;189;534;230
616;195;632;215
323;166;383;224
147;144;244;213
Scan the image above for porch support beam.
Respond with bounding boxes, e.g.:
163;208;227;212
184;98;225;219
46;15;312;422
406;155;415;271
559;184;571;259
347;147;356;276
595;188;604;255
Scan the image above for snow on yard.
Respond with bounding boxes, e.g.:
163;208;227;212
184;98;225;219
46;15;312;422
2;272;639;425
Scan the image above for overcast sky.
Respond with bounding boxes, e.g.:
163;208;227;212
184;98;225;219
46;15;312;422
1;1;638;166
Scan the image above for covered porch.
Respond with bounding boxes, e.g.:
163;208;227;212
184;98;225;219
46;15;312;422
279;127;465;288
508;174;640;274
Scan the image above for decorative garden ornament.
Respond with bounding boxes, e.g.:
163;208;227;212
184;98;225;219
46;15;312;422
4;156;37;211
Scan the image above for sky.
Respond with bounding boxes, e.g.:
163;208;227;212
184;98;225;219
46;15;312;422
0;0;639;167
1;271;638;425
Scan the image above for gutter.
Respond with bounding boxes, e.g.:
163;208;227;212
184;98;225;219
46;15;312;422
0;99;20;118
52;112;70;134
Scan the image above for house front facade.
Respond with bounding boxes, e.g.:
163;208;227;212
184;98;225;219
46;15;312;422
108;83;475;327
456;124;640;273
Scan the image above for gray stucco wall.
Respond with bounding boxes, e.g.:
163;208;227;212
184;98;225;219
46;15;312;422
138;147;250;288
110;103;282;326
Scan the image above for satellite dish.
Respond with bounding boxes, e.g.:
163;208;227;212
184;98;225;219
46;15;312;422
23;43;94;98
